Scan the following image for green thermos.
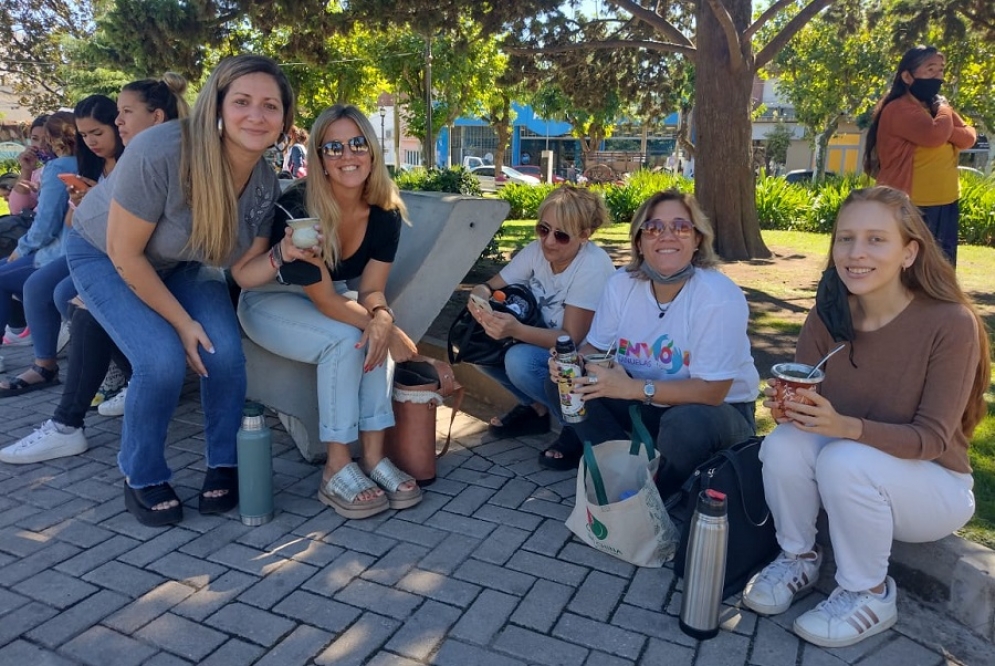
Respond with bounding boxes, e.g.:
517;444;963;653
237;402;273;526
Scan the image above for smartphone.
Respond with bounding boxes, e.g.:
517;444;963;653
469;293;493;313
57;173;90;191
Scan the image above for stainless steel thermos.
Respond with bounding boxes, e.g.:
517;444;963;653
554;335;586;424
679;489;729;640
236;402;273;526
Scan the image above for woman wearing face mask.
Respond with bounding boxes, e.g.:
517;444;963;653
0;95;124;397
8;114;52;216
863;45;976;266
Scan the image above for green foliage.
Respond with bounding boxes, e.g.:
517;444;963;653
497;183;554;219
755;175;812;231
393;166;482;196
959;173;995;246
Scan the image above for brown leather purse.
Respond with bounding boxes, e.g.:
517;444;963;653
383;356;464;486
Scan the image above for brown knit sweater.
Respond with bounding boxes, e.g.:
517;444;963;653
795;296;979;474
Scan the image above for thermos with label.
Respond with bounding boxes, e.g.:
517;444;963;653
679;489;729;640
554;335;586;424
236;402;274;526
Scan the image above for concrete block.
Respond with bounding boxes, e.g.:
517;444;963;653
244;192;509;462
950;549;995;641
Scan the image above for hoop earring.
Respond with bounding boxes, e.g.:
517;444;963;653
217;118;223;136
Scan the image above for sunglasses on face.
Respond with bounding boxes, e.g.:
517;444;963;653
320;135;370;159
640;217;696;239
536;222;571;245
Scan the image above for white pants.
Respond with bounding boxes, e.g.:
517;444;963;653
760;424;975;591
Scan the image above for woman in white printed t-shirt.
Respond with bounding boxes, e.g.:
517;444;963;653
545;190;759;496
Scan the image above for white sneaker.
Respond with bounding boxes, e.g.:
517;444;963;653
742;547;822;616
2;326;32;346
98;386;127;417
793;577;898;648
91;362;127;408
56;321;71;355
0;420;88;464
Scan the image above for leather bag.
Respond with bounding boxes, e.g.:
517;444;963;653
447;283;544;367
383;356;464;486
669;436;779;599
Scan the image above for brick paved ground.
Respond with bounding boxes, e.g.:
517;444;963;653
0;341;992;665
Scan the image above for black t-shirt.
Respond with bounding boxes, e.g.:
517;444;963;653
272;184;402;284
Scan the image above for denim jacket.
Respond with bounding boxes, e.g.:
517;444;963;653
16;155;75;267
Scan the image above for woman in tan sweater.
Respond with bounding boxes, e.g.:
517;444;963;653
742;186;990;649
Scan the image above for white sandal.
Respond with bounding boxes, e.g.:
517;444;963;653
368;458;423;510
318;462;389;519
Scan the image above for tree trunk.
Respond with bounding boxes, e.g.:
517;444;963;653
815;117;839;180
694;1;770;260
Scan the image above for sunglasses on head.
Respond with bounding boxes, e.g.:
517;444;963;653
640;217;695;239
536;222;571;245
320;135;370;159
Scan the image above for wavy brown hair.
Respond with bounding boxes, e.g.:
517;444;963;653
181;55;295;266
624;189;719;275
828;186;991;436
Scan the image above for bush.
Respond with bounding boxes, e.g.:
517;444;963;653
393;166;482;196
498;182;554;219
959;173;995;246
755;174;810;231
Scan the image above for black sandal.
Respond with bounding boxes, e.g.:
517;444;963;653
0;363;60;398
123;481;183;527
539;427;583;471
489;404;550;437
199;466;239;515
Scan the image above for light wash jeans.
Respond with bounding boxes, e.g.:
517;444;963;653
237;282;394;444
475;343;555;413
23;255;74;361
65;231;244;487
760;424;974;591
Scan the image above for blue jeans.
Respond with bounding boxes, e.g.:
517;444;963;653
23;256;73;361
475;343;555;413
920;201;959;267
0;254;37;332
238;283;394;444
66;231;244;487
545;380;756;497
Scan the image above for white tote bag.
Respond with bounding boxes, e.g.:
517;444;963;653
565;406;680;567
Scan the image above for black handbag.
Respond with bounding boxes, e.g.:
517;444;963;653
669;436;779;599
447;284;544;367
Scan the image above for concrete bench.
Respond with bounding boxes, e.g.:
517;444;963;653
243;190;510;462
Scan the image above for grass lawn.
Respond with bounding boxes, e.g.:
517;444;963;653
499;220;995;547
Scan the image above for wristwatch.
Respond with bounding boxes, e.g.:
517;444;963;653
642;379;656;405
371;304;395;322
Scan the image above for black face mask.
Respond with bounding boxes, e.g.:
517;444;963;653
908;77;943;103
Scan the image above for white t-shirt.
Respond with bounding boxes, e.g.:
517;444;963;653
587;268;759;404
499;240;615;329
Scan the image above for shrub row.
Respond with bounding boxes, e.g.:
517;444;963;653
494;169;995;247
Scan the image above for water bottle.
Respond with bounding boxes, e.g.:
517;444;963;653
236;402;274;526
679;489;728;640
555;335;586;424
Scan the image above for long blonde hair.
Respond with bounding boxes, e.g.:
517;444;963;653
624;189;720;274
304;104;407;267
181;55;294;266
829;186;991;436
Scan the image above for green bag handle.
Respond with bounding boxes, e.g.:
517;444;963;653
582;441;610;506
628;404;656;459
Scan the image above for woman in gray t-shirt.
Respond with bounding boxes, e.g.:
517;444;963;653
65;55;308;528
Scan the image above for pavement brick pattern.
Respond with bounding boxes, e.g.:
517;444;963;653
0;342;992;665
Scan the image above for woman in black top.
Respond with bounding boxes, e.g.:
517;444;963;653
238;104;420;520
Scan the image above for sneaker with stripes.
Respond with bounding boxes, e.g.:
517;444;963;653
742;546;822;616
793;576;898;648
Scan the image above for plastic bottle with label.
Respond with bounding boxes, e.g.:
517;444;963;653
555;335;586;424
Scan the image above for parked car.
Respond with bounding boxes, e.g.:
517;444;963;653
470;165;541;192
782;169;836;184
512;164;565;184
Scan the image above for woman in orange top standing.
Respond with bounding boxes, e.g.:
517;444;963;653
863;45;976;266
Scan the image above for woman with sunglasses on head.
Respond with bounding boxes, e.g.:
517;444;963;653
544;190;758;495
465;186;614;460
64;55;298;527
239;103;422;520
742;187;987;648
1;95;124;398
0;75;189;464
864;45;976;266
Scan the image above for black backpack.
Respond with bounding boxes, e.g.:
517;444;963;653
0;210;33;259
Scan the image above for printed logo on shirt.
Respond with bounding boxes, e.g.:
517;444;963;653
617;335;689;373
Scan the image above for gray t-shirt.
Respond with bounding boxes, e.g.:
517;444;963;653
74;121;279;270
